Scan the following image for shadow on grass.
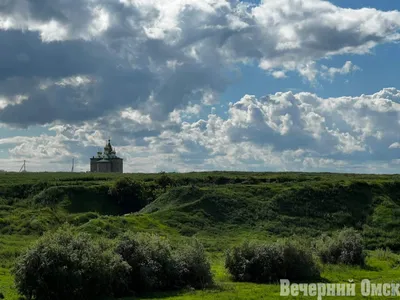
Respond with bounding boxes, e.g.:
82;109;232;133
278;276;331;284
133;290;186;299
121;286;222;299
361;264;381;272
116;282;224;299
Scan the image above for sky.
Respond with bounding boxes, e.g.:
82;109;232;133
0;0;400;173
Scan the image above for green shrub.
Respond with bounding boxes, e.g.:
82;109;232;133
32;186;66;206
108;178;147;213
316;228;365;266
115;232;176;292
70;212;100;226
156;172;176;191
115;232;213;293
375;247;394;260
13;227;131;300
225;240;319;283
279;240;320;281
173;239;214;289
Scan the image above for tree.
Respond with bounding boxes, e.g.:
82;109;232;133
156;172;175;192
108;178;147;213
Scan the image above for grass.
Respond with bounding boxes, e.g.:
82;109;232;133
2;171;400;299
3;250;400;300
119;252;400;300
0;235;36;299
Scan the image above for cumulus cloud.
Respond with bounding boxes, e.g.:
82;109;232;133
321;61;361;80
1;88;400;173
389;142;400;149
0;0;399;126
142;87;400;172
271;70;287;79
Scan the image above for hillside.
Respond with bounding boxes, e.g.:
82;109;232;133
2;171;400;299
142;180;400;250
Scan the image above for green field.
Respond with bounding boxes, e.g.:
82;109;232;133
2;171;400;299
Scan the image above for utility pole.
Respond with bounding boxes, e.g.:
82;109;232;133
19;160;26;172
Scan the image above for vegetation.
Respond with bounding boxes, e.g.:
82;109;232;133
1;171;400;299
225;240;319;283
115;232;213;293
13;227;130;300
108;177;148;213
315;228;366;266
13;228;212;299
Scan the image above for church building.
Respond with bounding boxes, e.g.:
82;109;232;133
90;139;123;173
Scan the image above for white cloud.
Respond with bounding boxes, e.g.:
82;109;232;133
55;76;94;87
321;61;361;80
270;60;361;83
1;88;399;173
389;142;400;149
0;0;400;125
0;1;400;173
271;70;287;79
135;87;400;172
0;134;75;161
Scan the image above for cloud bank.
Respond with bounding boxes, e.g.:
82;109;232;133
1;88;399;173
0;0;400;126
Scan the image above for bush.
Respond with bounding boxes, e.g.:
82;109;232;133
32;186;66;206
316;228;365;266
115;232;176;292
156;172;176;192
173;239;214;289
115;233;213;293
225;240;319;283
279;240;320;281
13;227;131;300
108;178;147;213
70;212;100;226
375;247;394;261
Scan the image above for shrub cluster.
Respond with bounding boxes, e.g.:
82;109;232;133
108;178;147;213
115;232;213;293
32;186;66;206
108;178;162;213
13;228;130;300
13;228;213;300
156;172;176;192
316;228;365;266
225;240;320;283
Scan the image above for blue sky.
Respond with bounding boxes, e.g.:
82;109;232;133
0;0;400;173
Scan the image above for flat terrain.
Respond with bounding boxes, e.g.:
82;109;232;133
1;171;400;299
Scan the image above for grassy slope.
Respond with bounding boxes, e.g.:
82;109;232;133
2;172;400;299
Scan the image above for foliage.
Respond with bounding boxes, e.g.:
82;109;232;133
225;240;320;283
108;178;148;213
32;186;66;206
13;227;131;300
316;228;365;266
173;239;214;289
115;232;176;293
115;232;213;293
156;172;176;192
3;171;400;299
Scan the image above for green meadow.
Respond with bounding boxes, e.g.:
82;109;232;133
2;171;400;299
